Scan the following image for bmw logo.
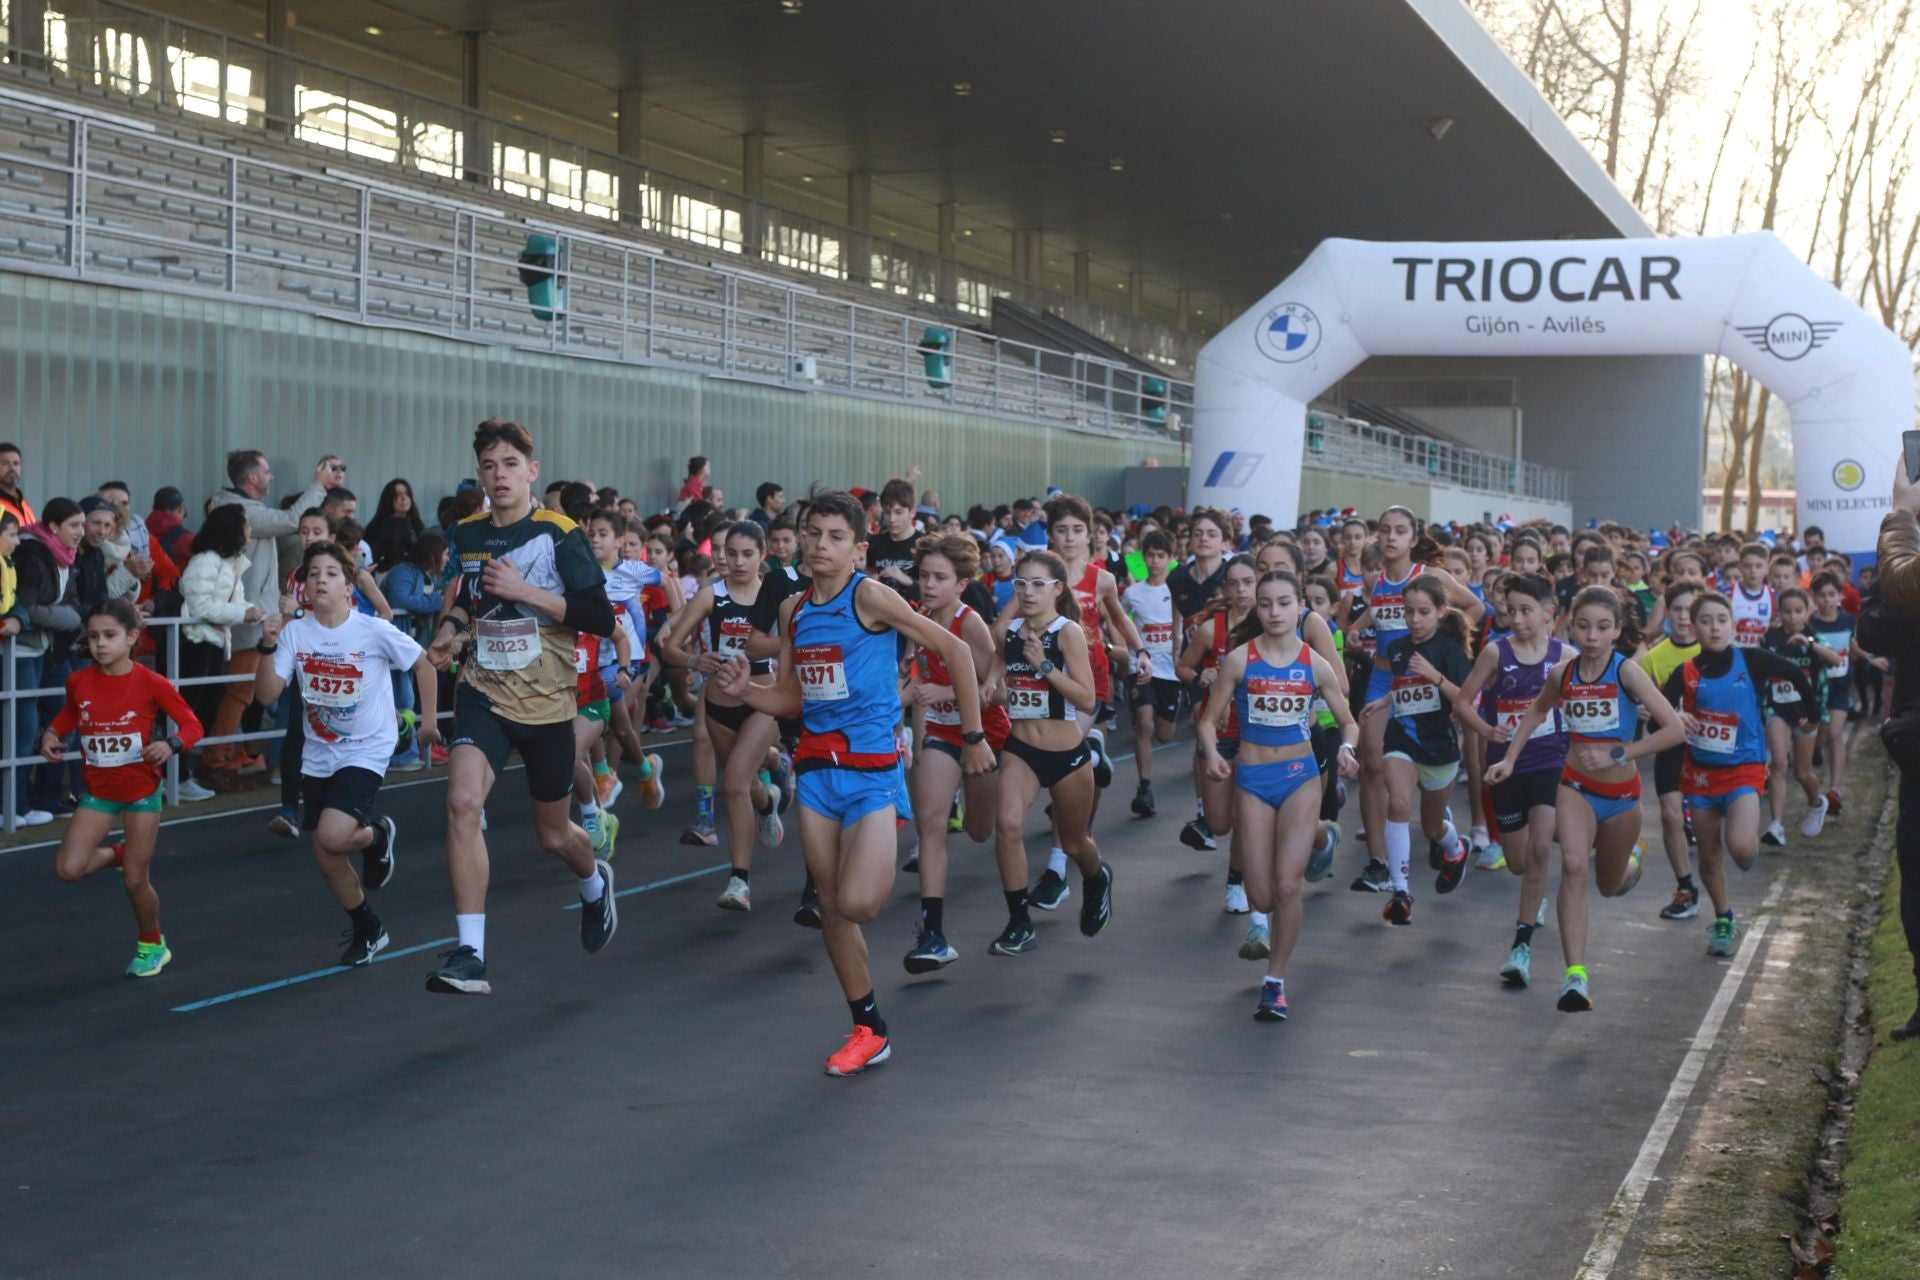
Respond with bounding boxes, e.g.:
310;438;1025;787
1255;302;1322;363
1833;459;1865;491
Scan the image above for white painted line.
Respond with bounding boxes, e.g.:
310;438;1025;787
1576;874;1788;1280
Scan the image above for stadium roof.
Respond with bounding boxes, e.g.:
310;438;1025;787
281;0;1651;316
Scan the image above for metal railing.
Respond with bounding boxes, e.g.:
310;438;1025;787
1306;412;1571;506
0;0;1207;372
0;87;1192;440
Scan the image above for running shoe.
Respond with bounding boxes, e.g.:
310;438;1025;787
1179;817;1217;851
17;808;52;826
234;752;269;775
948;798;965;833
1255;978;1289;1022
1238;920;1272;960
679;819;718;847
1131;782;1156;819
989;918;1038;956
1761;820;1787;848
1350;859;1390;893
1706;914;1740;957
267;808;299;839
597;774;624;810
592;811;621;861
1383;890;1414;926
1427;837;1447;871
793;883;822;929
176;778;215;804
1556;971;1594;1013
1469;826;1492;856
1305;821;1339;883
1028;869;1070;911
1079;864;1114;937
901;850;919;873
430;744;449;767
824;1025;891;1077
1799;794;1829;838
904;927;958;974
716;875;752;912
391;752;427;774
580;859;618;953
1536;896;1550;928
338;922;389;967
1500;942;1531;988
755;801;784;850
1616;839;1645;896
363;816;398;891
125;937;171;979
1434;835;1468;895
1824;788;1844;818
425;945;490;994
1660;886;1700;920
638;753;667;810
1087;729;1113;788
1223;881;1250;914
1474;843;1506;871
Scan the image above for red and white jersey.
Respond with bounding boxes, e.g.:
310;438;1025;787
1730;585;1775;648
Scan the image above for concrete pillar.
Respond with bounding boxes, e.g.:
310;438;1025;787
936;200;958;307
1125;270;1143;317
740;131;765;258
1175;287;1192;332
1012;229;1044;304
264;0;294;134
616;87;646;221
1072;251;1091;301
460;31;490;185
846;170;873;285
10;0;46;70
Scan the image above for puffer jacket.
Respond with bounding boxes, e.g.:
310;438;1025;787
180;550;255;656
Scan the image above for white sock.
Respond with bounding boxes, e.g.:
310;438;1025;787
1048;848;1068;877
579;869;605;903
1251;910;1270;929
456;913;486;960
580;800;599;834
1385;821;1411;892
1439;815;1458;858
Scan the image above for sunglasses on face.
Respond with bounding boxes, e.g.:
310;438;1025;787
1012;577;1059;590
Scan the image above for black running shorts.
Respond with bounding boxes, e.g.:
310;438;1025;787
452;688;578;803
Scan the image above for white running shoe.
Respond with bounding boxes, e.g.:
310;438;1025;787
1223;881;1251;914
1799;795;1828;838
17;808;53;826
1536;897;1550;929
176;778;215;804
1761;820;1788;848
717;875;752;911
756;804;784;849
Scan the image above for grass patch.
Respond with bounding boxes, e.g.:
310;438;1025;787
1832;863;1920;1280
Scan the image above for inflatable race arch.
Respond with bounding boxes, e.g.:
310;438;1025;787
1190;233;1915;555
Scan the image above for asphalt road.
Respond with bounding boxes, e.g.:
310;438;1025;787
0;735;1784;1280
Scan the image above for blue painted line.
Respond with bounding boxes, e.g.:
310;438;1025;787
562;862;731;910
171;935;457;1013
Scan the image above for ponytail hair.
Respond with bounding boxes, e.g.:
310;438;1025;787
1015;549;1078;621
85;597;143;635
1570;584;1644;654
1228;569;1303;651
1407;573;1470;648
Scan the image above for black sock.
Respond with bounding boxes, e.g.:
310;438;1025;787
731;867;751;884
802;870;817;895
1005;887;1030;922
1513;921;1535;948
921;896;944;935
1677;874;1695;893
1082;864;1105;890
848;991;886;1035
348;900;379;932
1227;869;1245;886
1137;779;1151;792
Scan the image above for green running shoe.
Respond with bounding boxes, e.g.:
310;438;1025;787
126;937;171;979
1706;914;1740;957
1500;941;1531;988
592;811;620;860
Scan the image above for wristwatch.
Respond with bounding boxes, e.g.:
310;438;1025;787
1609;744;1628;764
1039;660;1056;676
961;730;987;746
255;640;277;655
166;734;185;754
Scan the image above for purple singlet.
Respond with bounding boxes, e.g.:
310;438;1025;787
1481;636;1570;775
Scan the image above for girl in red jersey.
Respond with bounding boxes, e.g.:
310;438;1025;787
44;600;203;978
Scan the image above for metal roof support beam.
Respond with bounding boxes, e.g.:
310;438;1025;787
1073;251;1090;301
8;0;46;70
1125;271;1143;317
1012;228;1043;305
616;87;645;220
741;130;765;259
936;200;957;306
460;31;490;185
847;169;872;285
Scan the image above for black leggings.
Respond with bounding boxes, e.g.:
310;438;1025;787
178;639;229;741
1898;770;1920;986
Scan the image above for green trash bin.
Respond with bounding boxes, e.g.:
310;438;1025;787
919;326;951;389
518;233;564;322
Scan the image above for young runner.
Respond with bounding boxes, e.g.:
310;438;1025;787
1362;574;1475;927
256;541;436;965
983;548;1113;957
1199;570;1357;1020
1175;558;1258;905
1809;571;1860;813
44;600;203;978
714;490;993;1076
1758;586;1838;846
1492;586;1683;1009
1663;591;1814;958
566;598;628;864
584;508;667;811
1728;543;1775;647
1641;582;1704;921
422;419;620;995
1454;573;1566;987
1122;529;1180;818
901;532;1007;973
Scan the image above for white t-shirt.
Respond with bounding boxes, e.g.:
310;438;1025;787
273;610;423;778
1122;580;1177;680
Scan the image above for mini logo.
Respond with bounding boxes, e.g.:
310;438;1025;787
1204;451;1265;489
1832;459;1865;491
1255;302;1321;363
1737;313;1841;361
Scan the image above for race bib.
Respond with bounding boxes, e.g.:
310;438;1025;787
1006;676;1051;720
1817;632;1850;678
717;619;751;659
574;641;591;674
1140;621;1174;656
1733;619;1765;647
795;644;849;701
1371;597;1406;632
1246;677;1313;729
925;697;960;727
1769;678;1801;704
299;660;363;709
1687;709;1739;755
475;616;539;671
1563;684;1620;735
1390;674;1440;718
1497;696;1557;740
83;732;143;767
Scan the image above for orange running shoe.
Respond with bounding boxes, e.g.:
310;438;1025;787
824;1025;891;1077
637;753;666;810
